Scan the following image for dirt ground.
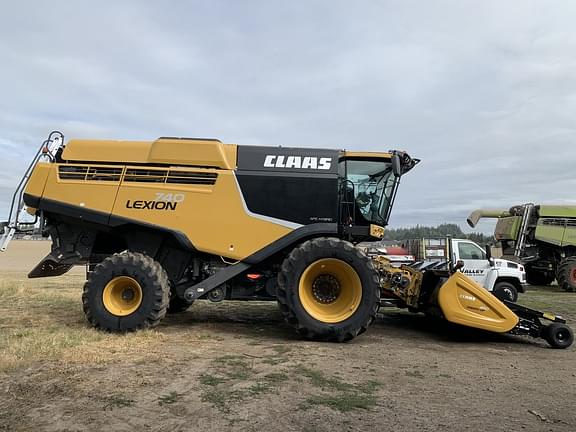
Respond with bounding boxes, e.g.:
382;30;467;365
0;241;575;432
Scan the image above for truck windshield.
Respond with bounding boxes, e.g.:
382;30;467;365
344;159;397;226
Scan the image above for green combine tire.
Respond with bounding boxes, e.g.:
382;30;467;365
557;257;576;292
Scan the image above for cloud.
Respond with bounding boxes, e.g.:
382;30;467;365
1;1;576;234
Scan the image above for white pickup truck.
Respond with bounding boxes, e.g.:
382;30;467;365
406;238;527;302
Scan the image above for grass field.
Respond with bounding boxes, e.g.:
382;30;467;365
0;241;575;431
0;274;574;374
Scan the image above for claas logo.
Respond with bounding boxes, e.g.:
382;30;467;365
263;155;332;170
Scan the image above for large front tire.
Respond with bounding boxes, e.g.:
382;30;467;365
82;252;170;331
277;238;380;342
556;257;576;292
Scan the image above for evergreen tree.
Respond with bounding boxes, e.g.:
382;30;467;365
384;223;493;246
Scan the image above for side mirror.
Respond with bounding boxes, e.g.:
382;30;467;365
485;245;494;266
391;153;402;178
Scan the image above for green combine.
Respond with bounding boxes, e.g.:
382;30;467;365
468;204;576;291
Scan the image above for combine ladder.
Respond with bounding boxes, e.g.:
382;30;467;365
0;131;63;252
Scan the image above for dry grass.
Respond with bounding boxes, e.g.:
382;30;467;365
0;248;575;431
1;271;574;373
0;274;167;372
517;284;576;321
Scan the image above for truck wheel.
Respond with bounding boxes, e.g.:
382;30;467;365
492;282;518;302
542;323;574;349
167;295;194;314
82;252;170;331
277;238;380;342
525;268;555;286
556;257;576;292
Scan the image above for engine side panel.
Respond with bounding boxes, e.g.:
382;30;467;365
111;168;293;260
29;162;299;260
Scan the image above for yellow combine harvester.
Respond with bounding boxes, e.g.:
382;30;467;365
0;131;572;347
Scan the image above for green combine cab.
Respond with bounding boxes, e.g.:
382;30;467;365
468;204;576;291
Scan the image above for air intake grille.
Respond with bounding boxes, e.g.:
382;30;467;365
59;166;122;181
541;218;576;227
59;165;218;185
167;170;217;185
124;169;168;183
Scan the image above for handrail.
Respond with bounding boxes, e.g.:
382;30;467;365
1;131;64;251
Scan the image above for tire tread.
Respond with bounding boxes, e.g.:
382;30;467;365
277;237;379;342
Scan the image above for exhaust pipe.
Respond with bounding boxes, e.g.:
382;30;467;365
467;209;511;228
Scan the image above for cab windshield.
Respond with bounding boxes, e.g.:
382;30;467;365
342;159;397;226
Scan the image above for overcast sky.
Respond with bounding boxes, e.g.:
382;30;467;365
2;1;576;234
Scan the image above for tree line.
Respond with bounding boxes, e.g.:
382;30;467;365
384;223;493;246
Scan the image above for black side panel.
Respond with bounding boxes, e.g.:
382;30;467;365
108;214;194;250
29;195;194;250
237;146;340;225
37;196;110;226
236;172;338;225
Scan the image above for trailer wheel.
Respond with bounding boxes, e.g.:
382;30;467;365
542;323;574;349
556;257;576;292
277;238;380;342
493;281;518;302
82;252;170;331
167;295;194;314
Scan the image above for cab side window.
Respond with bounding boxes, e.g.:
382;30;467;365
458;242;485;260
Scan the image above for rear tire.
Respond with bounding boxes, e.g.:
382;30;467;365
492;281;518;302
556;257;576;292
277;238;380;342
542;323;574;349
82;252;170;331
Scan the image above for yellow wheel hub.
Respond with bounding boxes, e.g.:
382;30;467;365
298;258;362;323
102;276;143;316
